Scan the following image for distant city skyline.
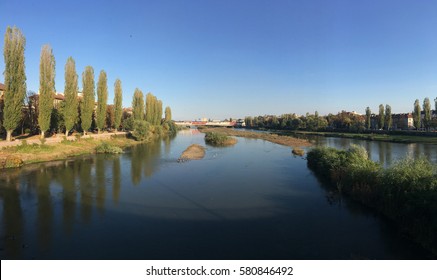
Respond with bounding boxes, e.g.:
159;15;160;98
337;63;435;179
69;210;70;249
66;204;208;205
1;0;437;120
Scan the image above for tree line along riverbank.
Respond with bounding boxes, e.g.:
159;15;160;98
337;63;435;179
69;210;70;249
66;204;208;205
307;145;437;257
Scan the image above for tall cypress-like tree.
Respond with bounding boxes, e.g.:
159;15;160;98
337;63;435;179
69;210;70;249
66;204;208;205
81;66;95;135
132;88;144;121
63;57;78;137
385;104;392;130
114;79;123;130
165;106;172;122
365;107;371;130
378;104;384;129
413;99;421;130
3;26;26;141
38;44;55;139
96;70;108;133
156;99;163;125
145;92;154;124
423;97;431;131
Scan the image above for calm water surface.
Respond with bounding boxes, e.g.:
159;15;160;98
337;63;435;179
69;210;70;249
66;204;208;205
0;129;433;259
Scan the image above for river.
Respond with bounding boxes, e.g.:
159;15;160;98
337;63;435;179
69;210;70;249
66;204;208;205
0;129;434;259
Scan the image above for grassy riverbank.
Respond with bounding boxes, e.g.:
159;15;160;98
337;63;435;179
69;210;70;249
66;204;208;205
198;127;311;147
307;145;437;256
0;135;139;168
284;130;437;144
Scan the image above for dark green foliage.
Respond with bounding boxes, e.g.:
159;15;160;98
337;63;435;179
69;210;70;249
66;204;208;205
63;57;78;136
385;104;392;130
413;99;421;130
132;88;144;121
122;115;134;131
38;44;55;138
3;26;27;141
162;120;177;135
378;104;384;129
423;97;431;131
204;132;233;146
96;70;108;133
365;107;371;129
114;79;123;130
307;146;437;254
132;120;151;141
80;66;95;135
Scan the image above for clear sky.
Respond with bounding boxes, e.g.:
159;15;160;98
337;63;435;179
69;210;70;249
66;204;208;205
1;0;436;120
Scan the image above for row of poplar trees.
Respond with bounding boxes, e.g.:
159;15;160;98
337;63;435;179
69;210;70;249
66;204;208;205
132;89;172;124
2;26;130;141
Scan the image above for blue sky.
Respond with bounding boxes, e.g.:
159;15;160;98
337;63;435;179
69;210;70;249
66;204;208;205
1;0;437;120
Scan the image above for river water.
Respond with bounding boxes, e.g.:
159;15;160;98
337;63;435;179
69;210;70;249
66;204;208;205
0;129;434;259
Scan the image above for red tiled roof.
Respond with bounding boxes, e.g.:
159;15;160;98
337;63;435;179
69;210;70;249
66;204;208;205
54;93;65;100
0;82;5;91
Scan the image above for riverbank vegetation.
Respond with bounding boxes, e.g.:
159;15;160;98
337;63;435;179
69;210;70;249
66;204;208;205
199;127;310;147
204;131;237;146
0;135;137;168
307;145;437;255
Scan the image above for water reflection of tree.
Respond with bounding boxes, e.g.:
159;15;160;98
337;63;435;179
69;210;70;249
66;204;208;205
95;155;106;215
36;167;53;254
378;141;385;166
0;174;23;259
130;139;162;185
163;134;176;156
79;158;94;223
112;156;121;204
56;161;77;235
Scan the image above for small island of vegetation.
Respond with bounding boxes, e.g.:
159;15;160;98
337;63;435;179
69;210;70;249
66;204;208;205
204;131;237;146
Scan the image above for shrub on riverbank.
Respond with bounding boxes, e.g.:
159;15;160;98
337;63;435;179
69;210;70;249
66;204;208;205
204;132;237;146
95;142;123;154
132;120;151;141
307;145;437;255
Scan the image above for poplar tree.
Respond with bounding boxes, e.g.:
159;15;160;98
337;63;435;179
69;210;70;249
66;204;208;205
378;104;384;129
165;106;172;122
423;97;431;131
413;99;421;130
81;66;95;135
385;104;392;131
156;99;163;125
63;57;78;137
3;26;26;141
114;79;123;130
96;70;108;133
365;107;371;130
145;92;154;124
38;44;55;139
132;88;144;121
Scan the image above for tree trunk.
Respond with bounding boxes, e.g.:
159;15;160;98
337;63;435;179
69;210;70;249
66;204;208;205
40;130;45;140
6;130;12;142
65;129;69;137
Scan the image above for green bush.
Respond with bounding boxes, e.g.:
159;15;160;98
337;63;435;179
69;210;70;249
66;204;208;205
95;142;123;154
307;145;437;255
122;116;134;131
132;120;151;141
205;132;232;146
